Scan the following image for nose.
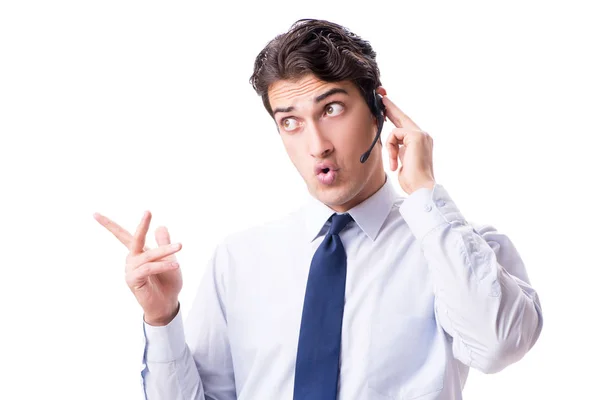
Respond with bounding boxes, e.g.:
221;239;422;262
307;122;333;158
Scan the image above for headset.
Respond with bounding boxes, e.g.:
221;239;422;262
360;89;386;163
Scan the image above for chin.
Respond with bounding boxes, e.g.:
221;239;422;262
311;181;356;208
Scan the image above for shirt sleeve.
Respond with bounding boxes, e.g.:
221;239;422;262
141;306;204;399
398;183;544;374
140;241;236;399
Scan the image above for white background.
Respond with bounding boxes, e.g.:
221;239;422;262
1;1;598;398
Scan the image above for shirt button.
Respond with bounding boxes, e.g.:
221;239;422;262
436;199;446;207
424;204;432;212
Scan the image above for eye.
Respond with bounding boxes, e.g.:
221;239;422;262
325;102;344;117
281;118;299;132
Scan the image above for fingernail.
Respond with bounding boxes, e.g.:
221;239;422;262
171;262;179;268
170;243;180;249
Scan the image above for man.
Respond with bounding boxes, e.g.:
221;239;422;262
95;19;543;400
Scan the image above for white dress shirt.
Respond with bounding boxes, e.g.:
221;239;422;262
140;175;543;399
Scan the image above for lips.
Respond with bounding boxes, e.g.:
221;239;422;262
314;161;339;185
314;161;339;176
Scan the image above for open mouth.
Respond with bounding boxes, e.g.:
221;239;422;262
314;163;339;184
316;167;337;185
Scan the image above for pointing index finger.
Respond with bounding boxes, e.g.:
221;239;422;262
381;96;421;131
94;212;134;248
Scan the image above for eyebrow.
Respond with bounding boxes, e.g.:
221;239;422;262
272;88;349;117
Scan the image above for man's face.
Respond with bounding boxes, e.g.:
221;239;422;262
268;74;384;212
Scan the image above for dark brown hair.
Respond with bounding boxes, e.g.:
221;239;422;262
249;19;382;118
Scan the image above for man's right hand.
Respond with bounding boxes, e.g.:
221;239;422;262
94;211;183;326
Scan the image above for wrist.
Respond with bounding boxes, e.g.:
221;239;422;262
144;302;180;326
408;180;435;194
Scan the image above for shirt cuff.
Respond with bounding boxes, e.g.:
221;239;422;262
143;306;186;363
399;183;467;241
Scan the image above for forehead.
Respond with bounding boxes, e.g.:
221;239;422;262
268;74;357;110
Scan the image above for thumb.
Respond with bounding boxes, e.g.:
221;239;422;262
155;226;172;247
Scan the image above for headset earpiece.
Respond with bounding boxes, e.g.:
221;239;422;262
360;90;386;163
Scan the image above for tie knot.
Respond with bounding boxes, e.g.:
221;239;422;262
328;213;353;236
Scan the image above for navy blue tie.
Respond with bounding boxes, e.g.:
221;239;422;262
293;212;354;400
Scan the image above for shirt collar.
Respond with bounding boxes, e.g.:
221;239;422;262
303;173;400;243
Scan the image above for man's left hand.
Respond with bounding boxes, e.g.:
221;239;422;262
377;87;436;195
